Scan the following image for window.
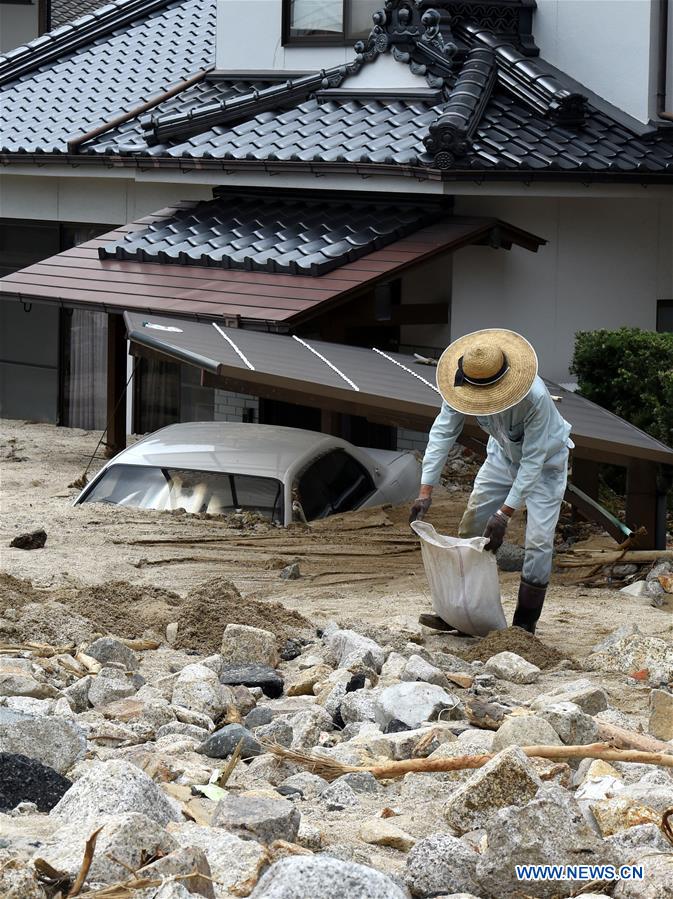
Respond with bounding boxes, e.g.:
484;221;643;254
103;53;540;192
283;0;380;44
657;300;673;333
79;464;284;522
296;449;375;520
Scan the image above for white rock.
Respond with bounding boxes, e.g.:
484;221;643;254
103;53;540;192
0;709;85;775
484;651;540;684
585;633;673;684
36;813;177;884
171;664;233;720
250;855;407;899
491;715;564;753
221;624;279;667
375;682;461;729
619;581;648;597
530;679;608;715
538;701;599;745
324;629;385;673
444;746;543;834
50;759;181;827
171;822;265;898
401;654;451;688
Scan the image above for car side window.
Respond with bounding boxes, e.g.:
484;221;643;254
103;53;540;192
297;449;375;521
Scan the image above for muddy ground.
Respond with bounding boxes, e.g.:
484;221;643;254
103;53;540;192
1;418;671;678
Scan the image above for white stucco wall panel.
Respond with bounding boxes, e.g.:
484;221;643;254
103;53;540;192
0;2;39;53
0;174;214;224
451;195;668;381
534;0;655;123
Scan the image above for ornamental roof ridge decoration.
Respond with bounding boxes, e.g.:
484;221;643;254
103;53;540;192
144;60;368;145
423;46;497;169
457;21;588;125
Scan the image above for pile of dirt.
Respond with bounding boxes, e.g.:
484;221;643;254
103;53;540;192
66;581;183;639
459;626;570;670
0;572;38;613
175;578;313;655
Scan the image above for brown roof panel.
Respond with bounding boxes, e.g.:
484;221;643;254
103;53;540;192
124;312;673;466
0;206;545;325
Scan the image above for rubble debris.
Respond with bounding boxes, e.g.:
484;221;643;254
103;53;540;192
9;529;47;550
0;754;71;813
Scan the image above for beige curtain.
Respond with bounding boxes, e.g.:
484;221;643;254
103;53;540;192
65;309;108;430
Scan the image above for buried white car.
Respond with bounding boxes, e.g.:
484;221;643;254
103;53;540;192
74;422;421;525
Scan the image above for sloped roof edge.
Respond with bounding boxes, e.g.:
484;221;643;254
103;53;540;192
0;0;173;86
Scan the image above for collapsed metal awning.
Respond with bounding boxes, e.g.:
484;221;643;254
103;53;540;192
124;312;673;469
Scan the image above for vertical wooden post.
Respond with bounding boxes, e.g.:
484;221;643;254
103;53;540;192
105;312;127;457
571;457;599;522
625;460;664;550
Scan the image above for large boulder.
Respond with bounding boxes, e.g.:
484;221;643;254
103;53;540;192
444;746;542;834
375;682;460;729
50;759;181;827
404;833;480;897
35;812;177;885
538;702;599;745
249;855;407;899
585;634;673;684
477;785;616;897
0;708;85;775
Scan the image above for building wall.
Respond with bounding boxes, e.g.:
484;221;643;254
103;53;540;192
214;389;259;423
0;174;214;225
0;2;39;53
451;194;672;383
0;300;59;422
533;0;657;124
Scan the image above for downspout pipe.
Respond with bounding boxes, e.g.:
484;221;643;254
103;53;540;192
657;0;673;121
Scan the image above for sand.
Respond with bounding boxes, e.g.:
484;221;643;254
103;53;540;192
459;626;568;669
1;419;671;670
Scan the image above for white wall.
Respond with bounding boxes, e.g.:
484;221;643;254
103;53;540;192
534;0;656;123
0;2;39;53
0;174;214;224
450;195;672;382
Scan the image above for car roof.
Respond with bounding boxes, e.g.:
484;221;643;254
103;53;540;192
103;422;349;481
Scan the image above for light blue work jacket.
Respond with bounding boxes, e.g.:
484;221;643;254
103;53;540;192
421;376;573;510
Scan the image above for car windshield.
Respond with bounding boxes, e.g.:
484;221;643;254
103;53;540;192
80;464;283;522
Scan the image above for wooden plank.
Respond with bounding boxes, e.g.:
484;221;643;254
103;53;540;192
625;460;664;550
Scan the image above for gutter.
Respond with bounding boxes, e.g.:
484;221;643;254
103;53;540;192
657;0;673;122
0;152;672;184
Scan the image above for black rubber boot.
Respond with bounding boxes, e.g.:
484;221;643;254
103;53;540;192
512;579;547;634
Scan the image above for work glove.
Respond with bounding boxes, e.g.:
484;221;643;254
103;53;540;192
483;511;509;553
409;496;432;524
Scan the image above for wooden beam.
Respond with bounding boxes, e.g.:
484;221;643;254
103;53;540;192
105;312;127;456
625;460;664;550
570;457;599;523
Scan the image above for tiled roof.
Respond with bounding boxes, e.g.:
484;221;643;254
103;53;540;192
0;0;215;154
0;0;671;178
51;0;111;29
98;195;444;275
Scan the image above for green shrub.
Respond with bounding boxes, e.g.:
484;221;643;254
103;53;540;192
570;327;673;448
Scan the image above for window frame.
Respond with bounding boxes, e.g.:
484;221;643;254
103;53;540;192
282;0;376;46
656;299;673;333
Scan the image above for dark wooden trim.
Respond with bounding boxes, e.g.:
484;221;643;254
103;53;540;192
570;456;599;522
106;312;127;455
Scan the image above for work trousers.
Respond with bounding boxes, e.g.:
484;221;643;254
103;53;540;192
458;442;569;586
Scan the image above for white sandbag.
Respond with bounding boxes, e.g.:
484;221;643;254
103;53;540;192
410;520;507;636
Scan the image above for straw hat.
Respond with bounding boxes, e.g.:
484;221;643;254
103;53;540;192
436;328;538;415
